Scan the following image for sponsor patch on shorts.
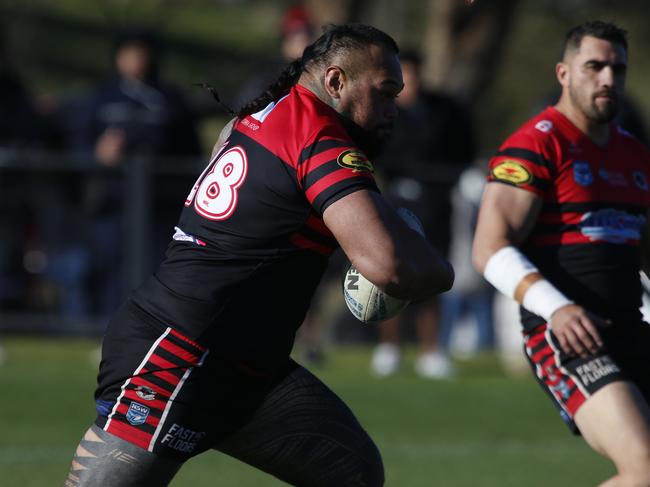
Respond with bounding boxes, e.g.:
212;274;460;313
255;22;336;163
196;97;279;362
574;356;620;386
160;423;207;454
126;402;150;426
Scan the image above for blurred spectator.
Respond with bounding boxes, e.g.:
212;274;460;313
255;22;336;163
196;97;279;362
66;27;201;317
370;49;476;379
438;164;495;356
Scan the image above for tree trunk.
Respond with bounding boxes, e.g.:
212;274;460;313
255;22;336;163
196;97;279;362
305;0;369;28
421;0;519;105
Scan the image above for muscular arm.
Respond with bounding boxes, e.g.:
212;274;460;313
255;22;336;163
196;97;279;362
472;182;604;357
472;183;542;272
323;189;453;301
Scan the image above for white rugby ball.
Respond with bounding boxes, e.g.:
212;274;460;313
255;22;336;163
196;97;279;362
342;265;408;323
341;207;425;324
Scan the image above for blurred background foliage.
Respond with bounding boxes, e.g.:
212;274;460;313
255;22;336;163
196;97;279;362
1;0;648;156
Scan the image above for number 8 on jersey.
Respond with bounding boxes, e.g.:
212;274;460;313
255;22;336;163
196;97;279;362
187;146;248;221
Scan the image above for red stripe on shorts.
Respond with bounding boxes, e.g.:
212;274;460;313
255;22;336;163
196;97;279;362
159;339;203;365
106;417;154;450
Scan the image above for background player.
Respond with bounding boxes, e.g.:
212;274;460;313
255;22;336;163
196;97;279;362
65;24;453;487
473;21;650;485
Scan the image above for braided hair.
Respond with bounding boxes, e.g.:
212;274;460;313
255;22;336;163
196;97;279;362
237;23;399;117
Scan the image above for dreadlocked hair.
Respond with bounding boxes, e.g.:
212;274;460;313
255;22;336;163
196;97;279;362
237;23;399;117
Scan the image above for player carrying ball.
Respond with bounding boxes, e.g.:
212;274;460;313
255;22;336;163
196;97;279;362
65;23;452;487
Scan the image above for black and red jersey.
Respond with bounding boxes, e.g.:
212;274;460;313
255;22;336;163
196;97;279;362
131;84;378;369
488;106;650;330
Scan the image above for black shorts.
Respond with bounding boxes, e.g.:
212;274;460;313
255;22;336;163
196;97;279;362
523;321;650;433
94;301;295;460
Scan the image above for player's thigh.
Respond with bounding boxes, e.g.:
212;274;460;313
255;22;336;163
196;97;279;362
575;381;650;467
65;424;183;487
214;363;384;487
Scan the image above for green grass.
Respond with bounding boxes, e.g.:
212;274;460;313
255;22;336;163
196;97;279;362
0;338;614;486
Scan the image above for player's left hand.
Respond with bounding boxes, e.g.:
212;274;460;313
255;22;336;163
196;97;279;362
549;304;606;358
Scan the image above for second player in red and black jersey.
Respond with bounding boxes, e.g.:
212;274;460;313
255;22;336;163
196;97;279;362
488;105;650;330
473;21;650;485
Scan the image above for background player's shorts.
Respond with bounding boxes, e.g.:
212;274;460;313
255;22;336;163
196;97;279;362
94;300;294;460
523;321;650;434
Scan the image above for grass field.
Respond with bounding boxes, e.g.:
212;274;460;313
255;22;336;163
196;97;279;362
0;337;614;486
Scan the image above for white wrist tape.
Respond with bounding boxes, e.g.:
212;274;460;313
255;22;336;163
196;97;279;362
483;246;539;298
522;279;573;322
483;246;572;321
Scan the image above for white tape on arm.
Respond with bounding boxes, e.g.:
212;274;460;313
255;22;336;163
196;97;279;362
483;245;572;321
483;246;538;298
522;279;573;322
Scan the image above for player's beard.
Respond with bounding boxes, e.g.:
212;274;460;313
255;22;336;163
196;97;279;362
570;84;619;124
339;115;391;160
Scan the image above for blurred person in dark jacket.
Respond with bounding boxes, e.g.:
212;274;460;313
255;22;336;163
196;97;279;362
370;49;476;379
67;27;202;317
70;27;200;165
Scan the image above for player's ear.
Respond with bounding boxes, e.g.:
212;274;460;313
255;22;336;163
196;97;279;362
323;65;347;100
556;61;569;87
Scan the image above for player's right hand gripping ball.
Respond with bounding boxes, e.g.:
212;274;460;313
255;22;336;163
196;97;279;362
342;207;425;324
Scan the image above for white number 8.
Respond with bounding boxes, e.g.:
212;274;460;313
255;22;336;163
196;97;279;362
188;146;248;221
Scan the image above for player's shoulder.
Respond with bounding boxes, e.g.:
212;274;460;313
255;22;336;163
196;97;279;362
499;107;564;154
241;85;349;143
615;124;650;156
513;107;560;138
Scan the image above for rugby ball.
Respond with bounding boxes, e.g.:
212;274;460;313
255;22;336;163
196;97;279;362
342;207;425;324
342;265;409;323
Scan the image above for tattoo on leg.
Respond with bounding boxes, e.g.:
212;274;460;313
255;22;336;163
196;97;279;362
65;425;183;487
66;427;106;485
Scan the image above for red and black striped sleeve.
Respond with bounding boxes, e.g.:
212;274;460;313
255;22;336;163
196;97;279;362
487;131;556;197
297;124;379;215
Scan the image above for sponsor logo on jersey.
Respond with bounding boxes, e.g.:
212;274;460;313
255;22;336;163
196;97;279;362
598;168;628;187
160;423;207;454
336;149;374;173
572;161;593;187
135;386;156;401
579;209;645;243
633;171;649;191
534;120;553;133
491;160;532;185
240;118;260;131
126;402;150;426
575;357;620;387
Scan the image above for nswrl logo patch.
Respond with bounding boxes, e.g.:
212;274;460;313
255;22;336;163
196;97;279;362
126;401;150;426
